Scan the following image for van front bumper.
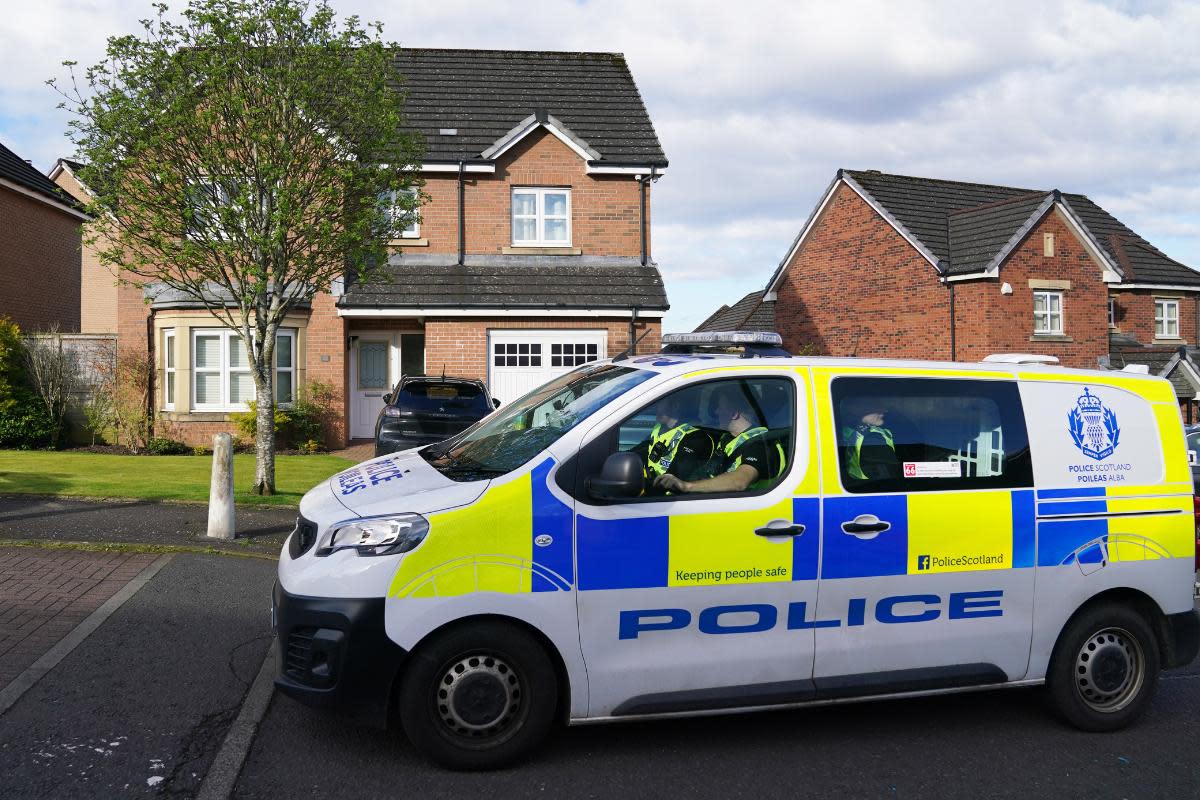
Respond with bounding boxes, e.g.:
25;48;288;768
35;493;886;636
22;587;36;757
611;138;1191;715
272;582;407;728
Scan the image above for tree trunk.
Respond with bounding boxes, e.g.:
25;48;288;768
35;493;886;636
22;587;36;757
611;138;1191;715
252;373;276;496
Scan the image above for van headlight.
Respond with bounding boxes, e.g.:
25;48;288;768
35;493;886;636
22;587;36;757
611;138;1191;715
318;514;430;557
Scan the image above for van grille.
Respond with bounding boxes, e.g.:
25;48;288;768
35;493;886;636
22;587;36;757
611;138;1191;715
288;516;318;559
284;626;318;682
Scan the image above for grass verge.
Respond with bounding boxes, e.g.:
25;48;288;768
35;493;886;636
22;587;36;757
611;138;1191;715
0;450;354;507
0;538;279;560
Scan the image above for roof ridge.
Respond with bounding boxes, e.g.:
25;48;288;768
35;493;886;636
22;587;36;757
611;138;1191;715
393;47;625;58
845;168;1042;195
947;191;1050;216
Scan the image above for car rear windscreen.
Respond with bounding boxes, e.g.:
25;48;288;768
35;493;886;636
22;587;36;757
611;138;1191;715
397;381;491;414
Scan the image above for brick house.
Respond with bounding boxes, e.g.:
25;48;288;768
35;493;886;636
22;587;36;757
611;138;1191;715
59;49;670;447
761;169;1200;417
0;140;86;332
693;289;775;333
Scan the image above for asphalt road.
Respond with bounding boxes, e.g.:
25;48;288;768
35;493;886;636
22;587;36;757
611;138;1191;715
0;496;295;555
0;553;276;798
235;636;1200;800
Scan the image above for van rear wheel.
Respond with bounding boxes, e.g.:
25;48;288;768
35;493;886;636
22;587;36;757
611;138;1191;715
398;621;557;770
1046;603;1160;732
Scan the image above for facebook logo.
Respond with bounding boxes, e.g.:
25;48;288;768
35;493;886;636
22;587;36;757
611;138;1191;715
917;555;931;571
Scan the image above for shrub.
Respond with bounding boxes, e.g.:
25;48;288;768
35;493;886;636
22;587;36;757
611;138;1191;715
111;348;154;452
146;436;188;455
0;316;24;415
191;445;209;456
0;399;57;449
297;438;324;454
231;401;292;444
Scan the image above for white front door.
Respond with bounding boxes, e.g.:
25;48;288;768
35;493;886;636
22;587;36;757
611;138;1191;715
350;335;394;439
488;329;607;405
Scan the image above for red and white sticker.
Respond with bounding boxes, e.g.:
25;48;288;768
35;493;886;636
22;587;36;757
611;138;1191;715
903;461;962;478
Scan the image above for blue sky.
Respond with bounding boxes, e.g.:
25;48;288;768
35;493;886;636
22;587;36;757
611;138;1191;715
3;0;1199;332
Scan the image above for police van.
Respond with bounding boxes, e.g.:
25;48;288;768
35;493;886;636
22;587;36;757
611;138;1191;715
274;332;1199;770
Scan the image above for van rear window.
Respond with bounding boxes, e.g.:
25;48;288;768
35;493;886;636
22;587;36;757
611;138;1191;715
397;381;490;414
831;377;1032;493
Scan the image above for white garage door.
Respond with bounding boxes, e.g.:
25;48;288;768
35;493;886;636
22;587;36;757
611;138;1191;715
488;329;608;405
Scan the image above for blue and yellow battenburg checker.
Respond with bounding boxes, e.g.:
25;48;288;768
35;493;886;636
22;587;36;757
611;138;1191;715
388;458;573;598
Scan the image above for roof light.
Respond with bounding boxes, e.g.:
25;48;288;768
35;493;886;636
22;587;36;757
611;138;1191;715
982;353;1060;365
439;128;458;136
662;331;783;347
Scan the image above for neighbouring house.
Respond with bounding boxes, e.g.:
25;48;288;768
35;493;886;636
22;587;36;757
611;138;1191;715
693;289;775;333
762;169;1200;417
0;140;86;332
66;48;670;447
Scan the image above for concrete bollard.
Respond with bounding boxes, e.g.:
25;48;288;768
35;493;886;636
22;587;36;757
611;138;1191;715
207;432;236;540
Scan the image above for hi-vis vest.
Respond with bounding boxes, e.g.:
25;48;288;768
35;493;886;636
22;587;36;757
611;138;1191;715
844;424;895;480
722;426;787;489
646;422;698;477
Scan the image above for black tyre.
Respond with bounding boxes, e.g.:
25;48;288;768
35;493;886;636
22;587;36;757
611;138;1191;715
1046;603;1160;732
398;621;558;770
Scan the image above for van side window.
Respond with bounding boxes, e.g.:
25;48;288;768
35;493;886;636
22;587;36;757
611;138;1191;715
610;377;796;500
831;377;1032;494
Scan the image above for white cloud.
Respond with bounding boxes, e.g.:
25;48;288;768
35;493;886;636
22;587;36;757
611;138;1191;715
1;0;1198;332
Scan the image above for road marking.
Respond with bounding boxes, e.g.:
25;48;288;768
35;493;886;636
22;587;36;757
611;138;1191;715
0;553;173;717
196;639;278;800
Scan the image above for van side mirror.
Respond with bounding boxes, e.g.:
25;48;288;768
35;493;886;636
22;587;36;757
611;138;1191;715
493;398;502;409
587;452;645;501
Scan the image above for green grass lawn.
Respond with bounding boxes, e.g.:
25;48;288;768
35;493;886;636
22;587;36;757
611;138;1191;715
0;450;355;507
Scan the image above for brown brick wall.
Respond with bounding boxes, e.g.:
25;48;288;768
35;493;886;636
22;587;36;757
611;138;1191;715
774;183;952;359
406;128;645;258
52;167;118;334
423;317;661;384
1110;289;1199;346
0;185;82;332
952;210;1110;369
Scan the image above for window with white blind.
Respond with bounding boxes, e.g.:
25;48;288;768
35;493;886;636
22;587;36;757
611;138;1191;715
191;329;295;411
379;188;420;238
512;188;570;246
1155;299;1180;338
1033;291;1063;335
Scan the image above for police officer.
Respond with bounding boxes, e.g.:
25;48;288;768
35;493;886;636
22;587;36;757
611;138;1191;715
843;398;900;480
654;385;784;494
631;394;715;491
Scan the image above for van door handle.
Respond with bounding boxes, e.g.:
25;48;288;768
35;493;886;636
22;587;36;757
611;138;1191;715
755;521;805;537
841;515;891;538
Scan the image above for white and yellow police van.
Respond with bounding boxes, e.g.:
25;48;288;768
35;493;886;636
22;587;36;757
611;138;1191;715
274;332;1199;770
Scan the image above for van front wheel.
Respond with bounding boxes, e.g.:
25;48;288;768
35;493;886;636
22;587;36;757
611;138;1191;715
398;621;558;770
1046;603;1160;731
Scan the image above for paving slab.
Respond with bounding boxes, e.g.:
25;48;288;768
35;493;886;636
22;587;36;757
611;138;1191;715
0;551;276;798
0;548;159;689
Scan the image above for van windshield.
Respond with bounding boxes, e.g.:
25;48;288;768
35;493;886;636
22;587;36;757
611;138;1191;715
422;363;653;481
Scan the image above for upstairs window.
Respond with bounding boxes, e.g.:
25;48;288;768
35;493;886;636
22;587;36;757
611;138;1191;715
1155;298;1180;338
379;188;420;238
512;188;570;246
1033;291;1063;335
1108;297;1117;328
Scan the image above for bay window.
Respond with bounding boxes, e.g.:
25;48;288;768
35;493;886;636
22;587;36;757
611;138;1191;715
191;329;296;411
163;330;176;410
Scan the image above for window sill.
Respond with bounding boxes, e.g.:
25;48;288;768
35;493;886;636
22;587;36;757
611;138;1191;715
1030;334;1072;342
389;238;427;247
1153;338;1184;345
502;246;581;256
160;410;236;422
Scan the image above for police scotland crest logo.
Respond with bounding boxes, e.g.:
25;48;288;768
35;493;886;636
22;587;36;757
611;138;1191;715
1067;387;1121;461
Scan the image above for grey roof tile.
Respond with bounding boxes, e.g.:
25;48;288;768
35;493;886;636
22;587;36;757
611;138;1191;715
0;140;81;210
841;170;1200;287
695;290;776;333
340;254;668;311
393;49;667;165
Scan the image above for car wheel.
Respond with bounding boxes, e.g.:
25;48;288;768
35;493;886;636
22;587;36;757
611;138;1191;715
398;621;558;770
1046;603;1160;732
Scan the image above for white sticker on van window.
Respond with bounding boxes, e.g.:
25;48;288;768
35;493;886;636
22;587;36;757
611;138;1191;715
903;461;962;479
